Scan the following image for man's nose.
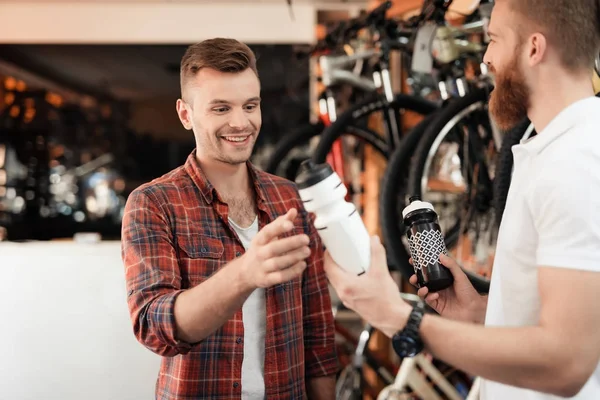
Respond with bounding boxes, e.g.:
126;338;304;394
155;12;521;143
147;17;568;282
483;49;491;66
228;108;250;130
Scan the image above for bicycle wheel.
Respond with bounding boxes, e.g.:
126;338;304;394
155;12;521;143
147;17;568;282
312;94;439;164
492;118;534;227
335;365;362;400
408;87;494;293
308;94;438;269
264;122;325;181
380;111;442;277
264;117;392;182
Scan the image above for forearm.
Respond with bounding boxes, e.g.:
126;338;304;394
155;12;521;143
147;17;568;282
174;259;254;343
420;314;574;396
306;376;335;400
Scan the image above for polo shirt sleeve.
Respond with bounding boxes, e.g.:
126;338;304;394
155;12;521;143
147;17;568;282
529;155;600;271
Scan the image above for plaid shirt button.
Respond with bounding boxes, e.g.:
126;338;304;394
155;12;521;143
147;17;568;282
236;337;242;344
233;382;239;389
236;251;241;257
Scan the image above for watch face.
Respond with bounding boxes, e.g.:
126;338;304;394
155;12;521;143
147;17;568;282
394;336;418;358
392;303;426;358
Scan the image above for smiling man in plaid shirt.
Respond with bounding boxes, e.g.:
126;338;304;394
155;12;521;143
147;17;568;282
121;38;338;399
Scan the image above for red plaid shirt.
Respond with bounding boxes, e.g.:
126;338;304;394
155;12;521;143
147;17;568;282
121;150;338;399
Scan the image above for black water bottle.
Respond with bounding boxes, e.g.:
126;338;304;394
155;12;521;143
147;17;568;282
402;195;454;292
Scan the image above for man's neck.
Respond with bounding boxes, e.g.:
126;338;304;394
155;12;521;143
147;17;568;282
197;156;251;198
528;69;594;133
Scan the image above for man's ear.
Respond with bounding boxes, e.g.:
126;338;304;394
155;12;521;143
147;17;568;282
527;32;547;68
176;99;193;131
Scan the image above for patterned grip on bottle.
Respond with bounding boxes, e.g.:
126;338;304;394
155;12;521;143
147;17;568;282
407;229;448;271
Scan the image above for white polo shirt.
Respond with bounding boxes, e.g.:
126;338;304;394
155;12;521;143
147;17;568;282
481;96;600;399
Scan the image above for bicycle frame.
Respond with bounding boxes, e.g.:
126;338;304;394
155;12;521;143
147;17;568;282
376;353;467;400
316;46;396;186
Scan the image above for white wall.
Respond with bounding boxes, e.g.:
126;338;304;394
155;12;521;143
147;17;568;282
0;1;317;44
0;241;160;400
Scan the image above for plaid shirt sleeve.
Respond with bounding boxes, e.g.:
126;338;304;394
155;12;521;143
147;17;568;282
121;188;193;358
299;206;340;378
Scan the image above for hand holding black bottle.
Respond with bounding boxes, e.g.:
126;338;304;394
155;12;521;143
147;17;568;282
402;195;454;292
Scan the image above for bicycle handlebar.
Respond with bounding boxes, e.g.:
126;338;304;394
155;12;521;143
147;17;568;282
297;0;461;58
297;1;393;57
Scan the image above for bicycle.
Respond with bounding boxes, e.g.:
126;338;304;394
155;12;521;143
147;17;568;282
264;2;394;182
310;0;490;272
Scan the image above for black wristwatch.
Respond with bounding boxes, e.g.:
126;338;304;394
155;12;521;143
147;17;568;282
392;301;426;358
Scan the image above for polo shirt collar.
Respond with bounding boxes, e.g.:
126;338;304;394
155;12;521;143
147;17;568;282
521;96;597;155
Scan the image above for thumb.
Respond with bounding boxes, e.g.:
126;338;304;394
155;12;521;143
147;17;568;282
369;235;388;272
440;253;468;281
322;249;351;284
284;208;298;221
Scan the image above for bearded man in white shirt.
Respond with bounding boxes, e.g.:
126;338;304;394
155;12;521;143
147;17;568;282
323;0;600;399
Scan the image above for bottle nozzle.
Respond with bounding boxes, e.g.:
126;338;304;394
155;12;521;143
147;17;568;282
295;158;334;189
299;159;316;173
409;195;421;203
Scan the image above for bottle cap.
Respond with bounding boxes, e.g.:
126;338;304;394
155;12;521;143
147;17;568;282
295;159;334;189
401;195;435;219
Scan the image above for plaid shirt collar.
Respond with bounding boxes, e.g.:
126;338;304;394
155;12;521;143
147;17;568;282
183;149;273;214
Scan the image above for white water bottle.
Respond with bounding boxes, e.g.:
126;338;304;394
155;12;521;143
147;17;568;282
295;159;371;275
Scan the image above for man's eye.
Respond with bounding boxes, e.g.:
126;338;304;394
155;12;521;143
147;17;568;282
245;104;258;111
214;107;229;113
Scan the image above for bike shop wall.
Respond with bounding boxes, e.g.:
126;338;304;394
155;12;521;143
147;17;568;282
0;1;340;399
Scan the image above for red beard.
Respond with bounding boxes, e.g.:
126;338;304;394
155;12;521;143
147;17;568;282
488;55;531;132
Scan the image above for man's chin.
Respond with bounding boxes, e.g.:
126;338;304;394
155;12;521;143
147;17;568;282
490;113;525;132
489;99;527;132
220;154;252;166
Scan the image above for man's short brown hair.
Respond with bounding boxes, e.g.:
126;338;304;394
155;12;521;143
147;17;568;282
180;38;258;98
509;0;600;71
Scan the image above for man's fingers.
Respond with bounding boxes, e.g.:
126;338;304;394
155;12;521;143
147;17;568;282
424;293;439;309
426;292;439;302
267;260;307;285
416;286;439;308
439;254;468;282
254;214;296;245
258;234;309;260
409;274;418;286
263;247;311;272
417;286;429;299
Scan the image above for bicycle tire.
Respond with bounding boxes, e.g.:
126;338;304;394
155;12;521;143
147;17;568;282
264;122;325;177
380;112;442;276
408;87;492;293
492;118;533;228
312;94;439;163
264;120;391;180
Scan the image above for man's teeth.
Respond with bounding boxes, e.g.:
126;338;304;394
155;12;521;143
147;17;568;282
223;136;248;142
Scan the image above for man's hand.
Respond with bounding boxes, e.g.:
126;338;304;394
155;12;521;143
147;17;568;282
324;235;411;337
409;254;486;324
239;208;310;289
